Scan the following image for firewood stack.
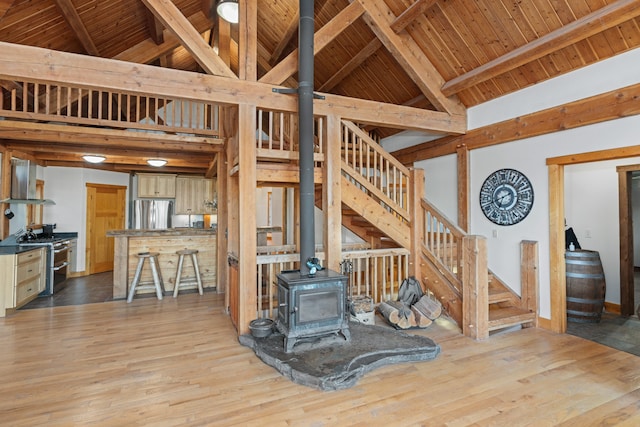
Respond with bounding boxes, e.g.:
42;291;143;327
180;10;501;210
377;277;443;329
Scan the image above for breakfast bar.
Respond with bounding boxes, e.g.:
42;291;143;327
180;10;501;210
107;229;217;299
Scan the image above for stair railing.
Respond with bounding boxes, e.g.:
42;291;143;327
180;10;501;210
340;120;411;222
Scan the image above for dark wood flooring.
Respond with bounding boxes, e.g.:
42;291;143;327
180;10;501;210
22;272;115;309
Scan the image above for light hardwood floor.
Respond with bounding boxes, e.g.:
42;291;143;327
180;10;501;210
1;292;639;426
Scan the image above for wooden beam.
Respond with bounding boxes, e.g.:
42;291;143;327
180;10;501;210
0;120;221;152
54;0;100;56
260;1;365;85
441;0;640;96
145;8;165;45
548;164;565;334
140;0;236;78
323;115;342;272
318;38;382;92
0;41;465;135
359;0;465;116
456;145;469;232
390;0;438;34
393;82;640;162
269;10;298;66
239;0;257;81
114;12;212;64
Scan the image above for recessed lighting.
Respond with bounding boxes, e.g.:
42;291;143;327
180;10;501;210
147;159;167;167
82;155;106;164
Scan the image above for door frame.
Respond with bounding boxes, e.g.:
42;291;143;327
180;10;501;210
548;146;640;333
616;164;637;317
86;183;127;275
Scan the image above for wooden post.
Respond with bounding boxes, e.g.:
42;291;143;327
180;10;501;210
409;168;425;280
216;149;228;295
0;150;11;240
617;167;633;316
456;144;469;232
112;235;129;299
237;103;257;335
548;163;566;334
520;240;539;327
323;115;342;272
462;235;488;340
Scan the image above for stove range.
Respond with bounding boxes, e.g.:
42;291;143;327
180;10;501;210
18;236;68;245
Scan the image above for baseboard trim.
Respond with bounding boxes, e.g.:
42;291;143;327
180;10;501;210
604;301;621;314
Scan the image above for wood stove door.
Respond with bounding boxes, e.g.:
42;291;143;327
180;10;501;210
277;283;289;330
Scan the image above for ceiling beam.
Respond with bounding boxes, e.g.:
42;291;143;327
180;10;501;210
392;82;640;164
140;0;236;78
318;38;381;92
390;0;438;34
0;120;222;153
0;41;466;135
259;1;366;85
269;10;299;66
53;0;100;56
441;0;640;97
358;0;465;116
114;12;212;64
145;8;165;45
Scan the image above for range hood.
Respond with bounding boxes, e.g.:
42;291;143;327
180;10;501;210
0;158;56;205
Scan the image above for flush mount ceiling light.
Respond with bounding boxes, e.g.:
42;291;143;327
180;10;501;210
82;155;106;164
217;0;239;24
147;159;168;167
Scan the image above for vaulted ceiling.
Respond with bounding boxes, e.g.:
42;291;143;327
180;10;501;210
1;0;639;174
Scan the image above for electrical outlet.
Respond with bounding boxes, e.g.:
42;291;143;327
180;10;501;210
585;229;591;238
492;229;498;238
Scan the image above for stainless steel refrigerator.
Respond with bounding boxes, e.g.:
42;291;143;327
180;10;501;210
133;200;173;229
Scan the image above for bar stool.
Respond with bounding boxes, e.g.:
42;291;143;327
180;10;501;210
127;252;165;303
173;249;203;297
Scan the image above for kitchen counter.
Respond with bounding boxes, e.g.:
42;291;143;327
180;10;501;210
108;229;217;299
0;245;46;255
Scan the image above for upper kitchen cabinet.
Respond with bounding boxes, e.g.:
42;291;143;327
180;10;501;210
137;174;177;198
175;176;215;215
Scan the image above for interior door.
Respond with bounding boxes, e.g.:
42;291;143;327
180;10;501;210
86;184;126;274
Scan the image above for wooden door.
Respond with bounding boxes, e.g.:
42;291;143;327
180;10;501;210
86;184;126;274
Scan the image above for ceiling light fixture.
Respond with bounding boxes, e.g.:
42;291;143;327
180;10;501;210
217;0;239;24
82;155;106;164
147;159;168;167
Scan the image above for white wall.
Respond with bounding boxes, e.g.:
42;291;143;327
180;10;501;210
43;167;130;272
383;47;640;319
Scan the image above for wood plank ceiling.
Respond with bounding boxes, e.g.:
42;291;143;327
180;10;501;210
0;0;639;174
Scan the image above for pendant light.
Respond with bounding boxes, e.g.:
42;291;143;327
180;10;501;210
217;0;239;24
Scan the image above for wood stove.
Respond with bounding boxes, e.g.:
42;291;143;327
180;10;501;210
276;269;350;352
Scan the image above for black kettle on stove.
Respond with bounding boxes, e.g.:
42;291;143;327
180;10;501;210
21;228;37;242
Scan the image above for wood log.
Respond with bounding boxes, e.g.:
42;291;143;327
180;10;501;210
411;306;433;328
414;293;442;320
377;301;401;324
386;300;416;329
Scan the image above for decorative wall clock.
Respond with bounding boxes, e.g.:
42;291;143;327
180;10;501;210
479;168;534;226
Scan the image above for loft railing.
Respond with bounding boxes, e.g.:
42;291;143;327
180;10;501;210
255;108;324;163
0;78;222;137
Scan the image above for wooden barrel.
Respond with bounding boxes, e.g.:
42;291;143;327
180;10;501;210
565;250;606;323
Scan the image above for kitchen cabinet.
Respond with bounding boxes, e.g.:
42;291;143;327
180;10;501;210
0;247;45;317
137;174;177;198
175;176;215;214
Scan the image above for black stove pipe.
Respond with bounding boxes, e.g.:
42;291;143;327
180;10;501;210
298;0;315;276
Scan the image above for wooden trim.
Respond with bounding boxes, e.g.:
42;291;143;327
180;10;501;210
456;145;469;232
548;164;566;334
520;240;539;326
618;168;634;316
548;144;640;166
216;150;228;295
604;301;622;315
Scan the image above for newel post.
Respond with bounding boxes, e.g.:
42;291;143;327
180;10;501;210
409;168;425;281
462;235;489;340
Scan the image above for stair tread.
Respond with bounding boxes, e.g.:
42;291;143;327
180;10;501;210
488;306;535;331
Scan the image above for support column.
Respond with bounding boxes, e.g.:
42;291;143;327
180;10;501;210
323;115;342;272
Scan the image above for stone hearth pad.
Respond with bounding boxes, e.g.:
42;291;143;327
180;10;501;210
239;322;440;391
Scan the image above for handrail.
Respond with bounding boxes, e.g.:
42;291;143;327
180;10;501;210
341;120;411;216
